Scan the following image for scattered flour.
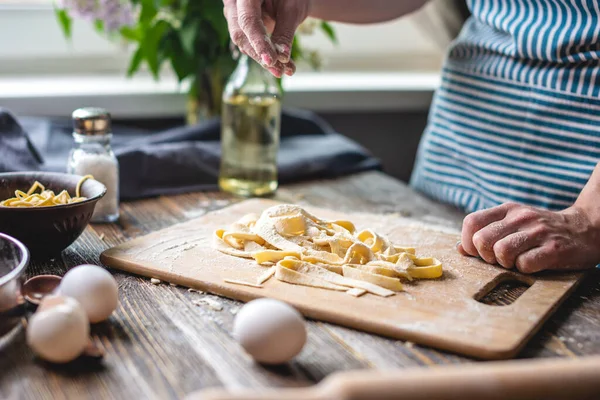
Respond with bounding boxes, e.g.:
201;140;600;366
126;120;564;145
194;298;223;311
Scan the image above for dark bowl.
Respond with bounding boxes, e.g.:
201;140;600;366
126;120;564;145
0;233;29;339
0;172;106;258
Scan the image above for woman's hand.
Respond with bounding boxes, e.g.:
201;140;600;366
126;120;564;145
458;202;600;273
223;0;308;77
222;0;428;77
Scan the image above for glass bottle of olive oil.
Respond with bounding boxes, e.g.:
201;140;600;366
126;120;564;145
219;55;282;197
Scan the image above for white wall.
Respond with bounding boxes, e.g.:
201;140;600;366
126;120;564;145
300;18;443;71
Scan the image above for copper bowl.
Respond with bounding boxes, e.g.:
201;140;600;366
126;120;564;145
0;172;106;257
0;233;28;339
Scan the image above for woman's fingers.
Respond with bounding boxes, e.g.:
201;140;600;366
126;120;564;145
459;203;544;267
471;220;514;264
461;203;515;257
493;231;539;269
457;230;537;269
237;0;278;66
224;3;284;77
457;242;468;256
224;2;259;60
515;238;592;273
224;0;292;77
515;246;553;274
459;203;600;273
270;12;300;63
283;60;297;76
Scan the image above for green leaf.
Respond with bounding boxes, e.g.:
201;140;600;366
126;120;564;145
201;1;230;47
290;36;304;62
320;21;337;44
170;57;192;82
179;21;198;57
142;20;170;79
161;32;194;81
127;46;144;77
94;20;104;34
120;26;142;42
55;9;72;38
139;0;158;24
275;77;284;95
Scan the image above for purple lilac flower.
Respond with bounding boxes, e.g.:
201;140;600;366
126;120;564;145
56;0;97;20
58;0;135;32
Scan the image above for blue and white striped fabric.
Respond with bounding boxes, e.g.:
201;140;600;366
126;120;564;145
411;0;600;213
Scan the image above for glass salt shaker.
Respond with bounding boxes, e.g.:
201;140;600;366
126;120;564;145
67;107;120;223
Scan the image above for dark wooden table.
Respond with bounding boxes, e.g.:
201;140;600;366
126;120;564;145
2;172;599;400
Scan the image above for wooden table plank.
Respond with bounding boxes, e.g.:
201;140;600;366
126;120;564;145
2;171;599;400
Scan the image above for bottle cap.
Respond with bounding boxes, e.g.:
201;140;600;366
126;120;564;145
72;107;112;136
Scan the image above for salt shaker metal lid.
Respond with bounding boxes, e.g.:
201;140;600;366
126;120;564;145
72;107;112;136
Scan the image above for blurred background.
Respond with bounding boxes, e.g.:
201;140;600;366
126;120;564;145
0;0;468;182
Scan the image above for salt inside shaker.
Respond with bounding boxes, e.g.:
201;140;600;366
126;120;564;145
68;107;119;223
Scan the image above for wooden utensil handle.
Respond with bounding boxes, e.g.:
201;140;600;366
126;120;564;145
193;356;600;400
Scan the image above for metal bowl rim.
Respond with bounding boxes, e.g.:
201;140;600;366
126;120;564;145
0;232;29;287
0;172;107;211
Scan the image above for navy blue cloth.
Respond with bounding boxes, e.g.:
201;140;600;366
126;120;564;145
1;108;380;199
0;109;43;172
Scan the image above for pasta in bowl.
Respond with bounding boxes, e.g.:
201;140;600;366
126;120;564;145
0;172;106;257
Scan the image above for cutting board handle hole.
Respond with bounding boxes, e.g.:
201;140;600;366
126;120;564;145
474;274;533;306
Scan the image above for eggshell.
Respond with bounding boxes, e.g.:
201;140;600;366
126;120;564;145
233;298;307;364
26;295;89;363
59;265;119;323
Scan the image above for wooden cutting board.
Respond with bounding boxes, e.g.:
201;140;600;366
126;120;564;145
100;199;583;359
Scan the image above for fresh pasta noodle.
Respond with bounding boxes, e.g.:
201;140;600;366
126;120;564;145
0;175;93;208
214;204;444;298
75;174;93;199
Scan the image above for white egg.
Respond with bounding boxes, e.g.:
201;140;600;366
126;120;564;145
27;295;89;363
233;298;307;364
59;264;119;323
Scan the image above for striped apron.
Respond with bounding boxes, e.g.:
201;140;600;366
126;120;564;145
410;0;600;213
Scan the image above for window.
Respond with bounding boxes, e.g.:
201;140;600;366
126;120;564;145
0;0;129;75
0;1;457;116
0;0;449;76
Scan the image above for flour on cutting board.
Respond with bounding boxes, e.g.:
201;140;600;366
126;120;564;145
123;226;207;272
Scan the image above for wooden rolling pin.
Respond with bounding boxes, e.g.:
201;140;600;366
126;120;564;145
191;356;600;400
